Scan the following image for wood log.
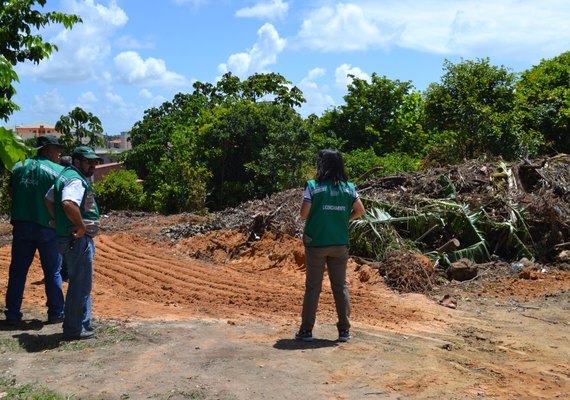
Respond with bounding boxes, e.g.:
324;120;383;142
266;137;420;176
436;238;460;253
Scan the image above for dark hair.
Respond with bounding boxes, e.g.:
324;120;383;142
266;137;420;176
315;149;348;183
60;156;72;167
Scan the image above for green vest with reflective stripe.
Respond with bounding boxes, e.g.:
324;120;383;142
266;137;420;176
10;157;64;228
303;179;357;247
53;166;100;237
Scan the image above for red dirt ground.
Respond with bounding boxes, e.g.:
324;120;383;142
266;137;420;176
1;212;569;399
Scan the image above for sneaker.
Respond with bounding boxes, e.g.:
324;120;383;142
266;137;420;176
338;330;351;342
295;330;313;342
85;323;97;332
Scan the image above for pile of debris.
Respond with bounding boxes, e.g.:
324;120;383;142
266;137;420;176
160;155;570;293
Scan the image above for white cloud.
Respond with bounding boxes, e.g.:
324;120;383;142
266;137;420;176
297;68;335;117
17;0;128;82
218;23;286;78
33;90;68;116
139;89;153;99
294;0;570;61
104;91;125;106
335;64;370;90
296;3;399;52
236;0;289;20
115;35;155;50
78;91;98;105
114;51;190;87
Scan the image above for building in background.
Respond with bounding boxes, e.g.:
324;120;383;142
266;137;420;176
7;122;133;182
15;123;60;140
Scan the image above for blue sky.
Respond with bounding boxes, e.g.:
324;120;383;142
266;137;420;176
5;0;570;135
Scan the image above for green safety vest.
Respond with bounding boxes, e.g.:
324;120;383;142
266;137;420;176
53;166;100;237
303;179;358;247
10;156;64;228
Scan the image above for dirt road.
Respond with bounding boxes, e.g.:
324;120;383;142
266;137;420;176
0;217;569;399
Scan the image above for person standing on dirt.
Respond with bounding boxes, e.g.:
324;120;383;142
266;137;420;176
4;135;66;325
295;149;365;343
45;146;101;340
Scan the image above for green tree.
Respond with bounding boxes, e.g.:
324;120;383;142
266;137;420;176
93;169;142;213
515;51;570;154
423;58;520;162
198;101;303;209
142;127;210;214
124;92;207;181
244;103;311;197
125;72;309;212
55;106;104;152
0;0;81;169
315;73;416;155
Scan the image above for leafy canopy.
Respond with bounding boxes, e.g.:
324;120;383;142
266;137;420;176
423;58;521;162
0;0;81;169
516;51;570;154
55;106;104;153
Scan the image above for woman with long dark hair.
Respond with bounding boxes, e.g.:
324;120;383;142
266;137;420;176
296;149;365;342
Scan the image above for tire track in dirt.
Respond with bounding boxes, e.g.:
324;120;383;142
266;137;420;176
0;232;443;329
96;234;295;299
91;233;443;331
94;234;307;320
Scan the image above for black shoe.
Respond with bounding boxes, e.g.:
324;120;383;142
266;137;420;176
338;330;351;342
3;318;22;326
63;330;96;341
85;323;97;332
295;329;313;342
47;316;64;324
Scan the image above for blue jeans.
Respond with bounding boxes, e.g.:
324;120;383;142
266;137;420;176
57;236;94;336
5;221;65;321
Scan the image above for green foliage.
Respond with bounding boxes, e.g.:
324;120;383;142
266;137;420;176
0;55;19;119
0;0;81;120
93;169;142;213
0;126;32;170
244;103;311;198
377;152;420;175
350;208;413;261
0;376;64;400
423;58;521;162
124;92;204;182
196;99;311;209
0;0;80;170
194;72;306;108
316;73;415;154
55;106;104;153
0;168;11;216
344;148;419;183
344;148;383;180
515;51;570;154
141;127;211;214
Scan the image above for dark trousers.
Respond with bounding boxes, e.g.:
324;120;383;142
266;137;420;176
5;221;64;321
300;245;351;332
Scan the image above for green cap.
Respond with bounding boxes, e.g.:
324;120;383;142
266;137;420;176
72;146;102;160
35;134;63;149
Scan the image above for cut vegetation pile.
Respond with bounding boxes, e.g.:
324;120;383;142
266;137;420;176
109;155;570;294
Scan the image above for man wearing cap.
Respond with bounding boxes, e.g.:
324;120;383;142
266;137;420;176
4;135;66;324
45;146;101;340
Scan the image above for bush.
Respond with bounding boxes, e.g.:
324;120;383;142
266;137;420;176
0;171;10;216
94;170;142;213
345;149;420;183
